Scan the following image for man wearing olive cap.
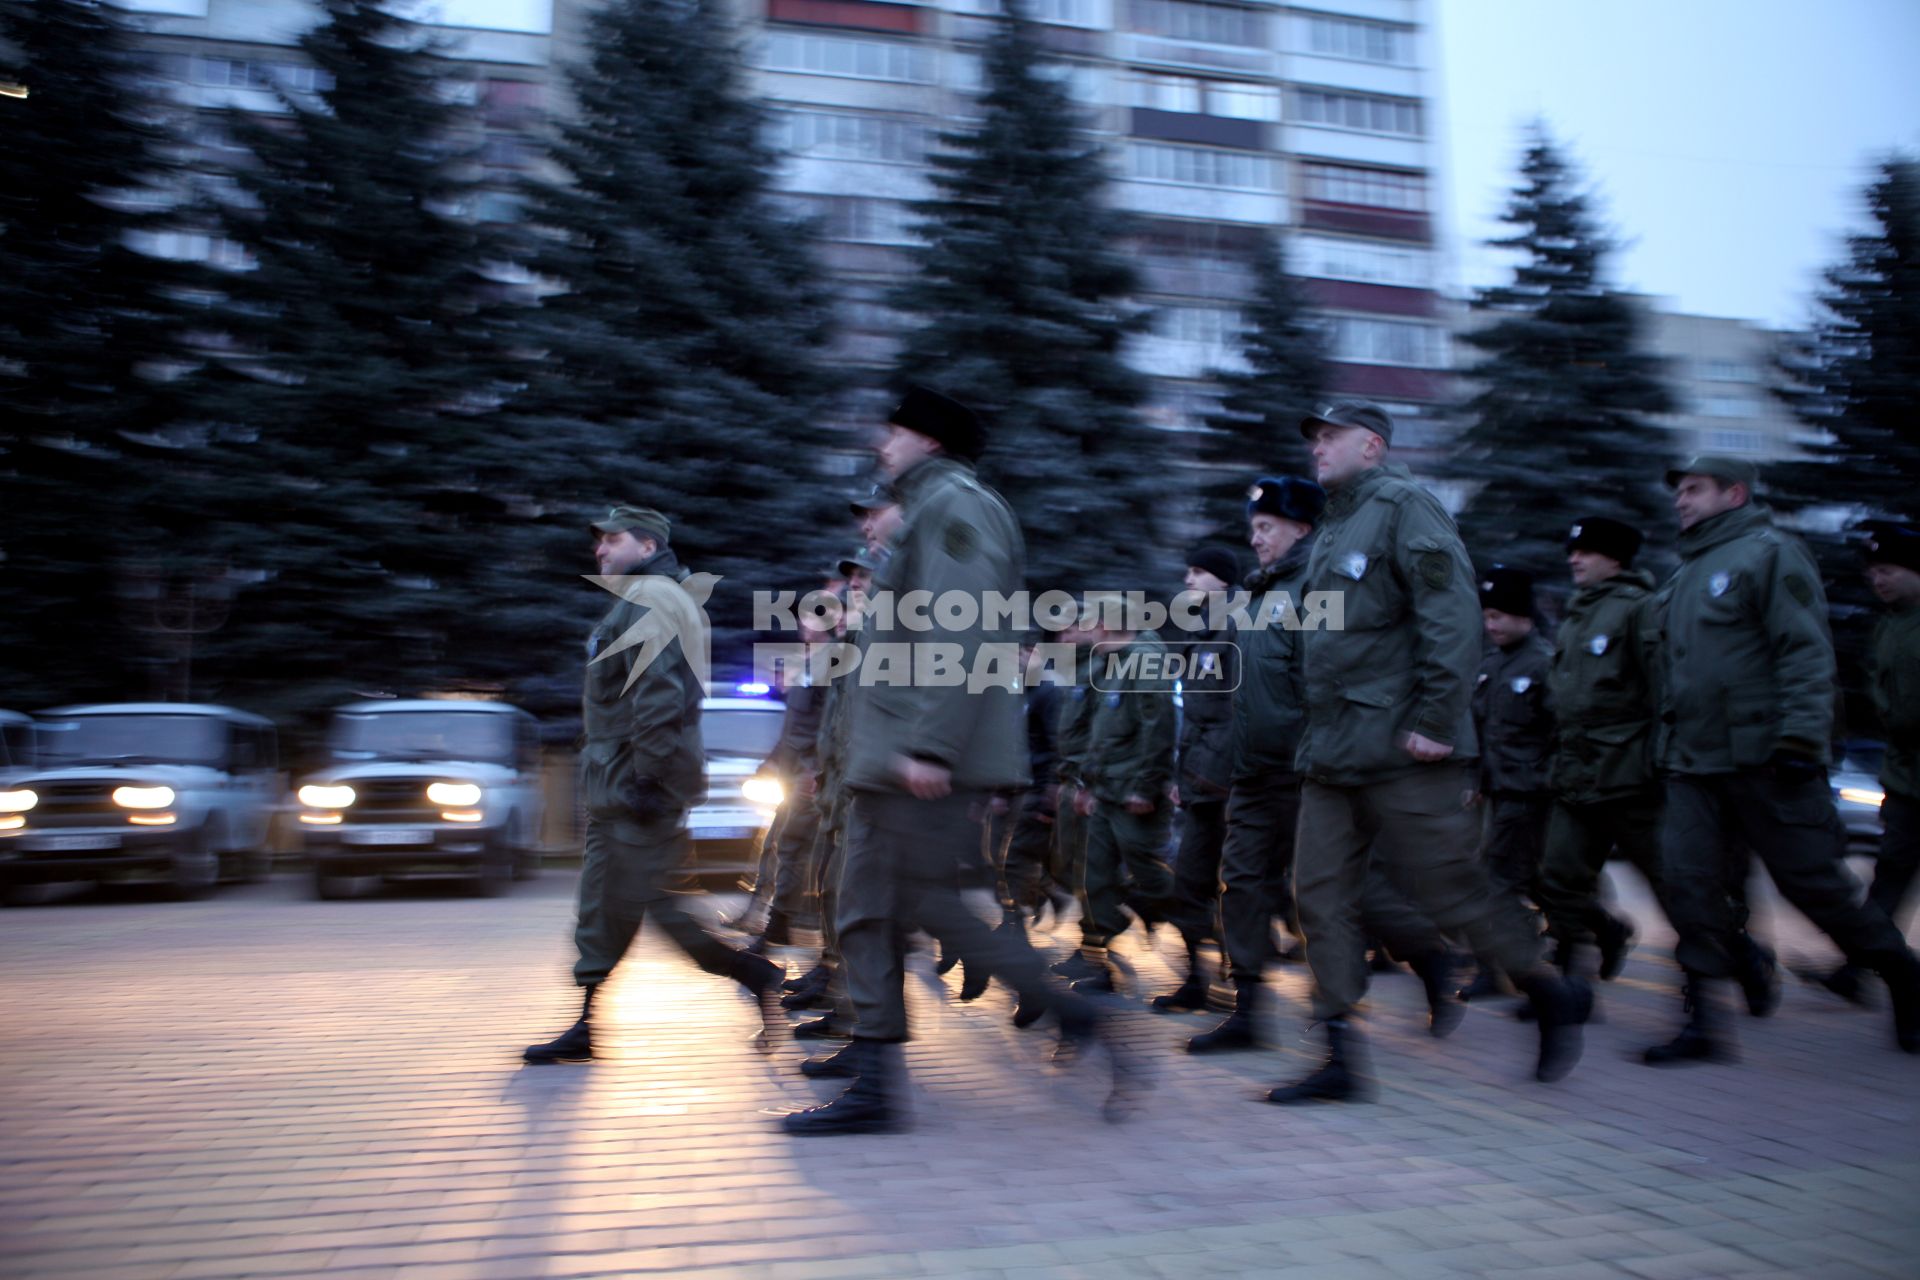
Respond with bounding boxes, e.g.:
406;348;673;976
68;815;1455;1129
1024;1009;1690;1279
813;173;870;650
1272;401;1593;1102
524;505;785;1063
1647;458;1920;1063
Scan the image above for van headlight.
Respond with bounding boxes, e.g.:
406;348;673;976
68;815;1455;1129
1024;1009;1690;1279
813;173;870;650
112;786;176;810
427;782;483;807
298;784;356;809
0;789;36;814
741;775;784;807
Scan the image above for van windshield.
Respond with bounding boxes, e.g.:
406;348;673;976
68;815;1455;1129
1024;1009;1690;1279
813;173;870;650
330;711;516;763
39;715;228;767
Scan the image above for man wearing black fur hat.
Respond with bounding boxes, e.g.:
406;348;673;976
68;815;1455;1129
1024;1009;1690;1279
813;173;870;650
781;387;1127;1134
1535;517;1666;982
1807;521;1920;1005
1466;566;1556;953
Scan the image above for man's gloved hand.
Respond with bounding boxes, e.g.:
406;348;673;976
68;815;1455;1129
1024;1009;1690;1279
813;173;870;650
619;775;666;821
1767;743;1825;786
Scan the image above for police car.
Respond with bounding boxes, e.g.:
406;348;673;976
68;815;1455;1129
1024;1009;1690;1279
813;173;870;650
685;689;788;879
1;704;282;902
296;700;544;899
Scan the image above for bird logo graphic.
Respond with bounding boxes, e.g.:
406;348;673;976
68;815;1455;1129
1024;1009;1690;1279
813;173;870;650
584;572;721;694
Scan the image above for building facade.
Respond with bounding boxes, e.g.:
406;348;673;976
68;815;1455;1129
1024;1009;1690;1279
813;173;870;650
113;0;1449;475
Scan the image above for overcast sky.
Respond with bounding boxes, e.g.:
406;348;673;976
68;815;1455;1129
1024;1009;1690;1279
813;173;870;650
1435;0;1920;328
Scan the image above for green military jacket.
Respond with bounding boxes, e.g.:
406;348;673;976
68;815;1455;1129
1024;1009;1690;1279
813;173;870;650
1869;604;1920;800
1176;619;1235;799
1474;633;1555;795
1083;630;1176;806
1228;546;1311;781
1547;569;1660;803
1296;463;1481;786
1054;648;1097;789
843;456;1029;793
581;547;704;818
1654;502;1835;774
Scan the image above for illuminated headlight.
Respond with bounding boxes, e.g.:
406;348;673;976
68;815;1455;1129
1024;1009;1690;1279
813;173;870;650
113;786;176;810
741;775;784;807
0;814;23;832
440;810;484;823
297;784;356;809
0;789;36;814
426;782;483;808
1839;786;1886;808
300;812;342;825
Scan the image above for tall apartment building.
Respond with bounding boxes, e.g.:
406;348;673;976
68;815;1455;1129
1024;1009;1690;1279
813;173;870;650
1634;304;1805;464
111;0;1448;476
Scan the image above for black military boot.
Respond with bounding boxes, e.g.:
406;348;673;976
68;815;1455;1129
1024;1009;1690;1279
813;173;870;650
1595;913;1636;981
523;985;596;1064
1864;950;1920;1054
781;965;831;1011
1516;971;1593;1082
1733;932;1781;1017
793;1013;850;1041
1187;979;1259;1054
783;961;828;993
782;1040;906;1135
1409;952;1463;1039
1265;1017;1364;1104
1050;947;1104;982
798;1037;862;1079
730;950;785;1052
759;908;794;949
1151;937;1210;1012
1456;966;1509;1003
1643;977;1735;1066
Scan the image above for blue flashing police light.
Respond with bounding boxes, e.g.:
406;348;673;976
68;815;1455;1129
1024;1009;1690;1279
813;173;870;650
736;682;772;696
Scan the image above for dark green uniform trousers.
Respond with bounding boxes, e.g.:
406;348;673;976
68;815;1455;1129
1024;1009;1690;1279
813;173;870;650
839;790;1083;1042
1483;791;1552;903
1221;770;1447;984
771;789;823;922
1869;791;1920;930
1536;788;1665;948
573;813;737;987
1169;796;1227;940
1081;801;1173;944
1295;764;1542;1021
1664;770;1908;979
1052;792;1092;942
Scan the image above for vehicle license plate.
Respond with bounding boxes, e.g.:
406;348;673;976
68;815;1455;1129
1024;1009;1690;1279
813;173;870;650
345;829;433;846
693;826;759;841
29;833;121;852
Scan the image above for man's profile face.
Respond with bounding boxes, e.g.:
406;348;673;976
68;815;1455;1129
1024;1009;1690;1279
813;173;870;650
1482;607;1532;648
1673;475;1745;531
1866;561;1920;606
594;530;654;576
1309;423;1378;490
876;425;939;479
1567;549;1622;588
1249;513;1309;569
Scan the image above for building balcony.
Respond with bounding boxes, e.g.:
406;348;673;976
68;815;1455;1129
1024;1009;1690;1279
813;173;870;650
1298;199;1430;242
766;0;928;34
1325;363;1449;403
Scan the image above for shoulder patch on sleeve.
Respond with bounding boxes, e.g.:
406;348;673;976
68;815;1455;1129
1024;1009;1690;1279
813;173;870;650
943;519;978;562
1418;552;1451;589
1784;573;1814;607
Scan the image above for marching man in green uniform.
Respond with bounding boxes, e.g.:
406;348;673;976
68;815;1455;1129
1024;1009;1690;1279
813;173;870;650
1271;401;1593;1103
1645;457;1920;1063
1811;522;1920;1004
1535;516;1664;979
523;505;784;1064
782;388;1124;1134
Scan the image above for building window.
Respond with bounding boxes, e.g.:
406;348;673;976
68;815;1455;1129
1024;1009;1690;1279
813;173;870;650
1124;0;1266;48
1292;88;1422;137
1697;395;1750;419
1127;140;1274;190
1296;235;1430;288
1327;315;1445;367
782;194;920;244
954;0;1101;28
759;31;936;83
1301;163;1426;211
770;109;928;164
482;78;542;126
1705;429;1765;453
1698;359;1759;383
1129;73;1279;122
1305;13;1413;65
1157;305;1243;345
193;57;335;94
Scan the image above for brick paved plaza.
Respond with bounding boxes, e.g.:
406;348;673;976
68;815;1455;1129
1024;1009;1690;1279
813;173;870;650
2;869;1915;1280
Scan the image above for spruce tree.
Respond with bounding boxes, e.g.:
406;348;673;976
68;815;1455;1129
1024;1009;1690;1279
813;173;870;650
507;0;840;672
0;0;198;708
1197;232;1326;536
175;0;527;729
1767;156;1920;735
1446;130;1674;582
889;1;1159;592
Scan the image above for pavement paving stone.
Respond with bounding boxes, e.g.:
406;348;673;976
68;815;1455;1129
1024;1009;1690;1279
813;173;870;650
3;873;1917;1279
